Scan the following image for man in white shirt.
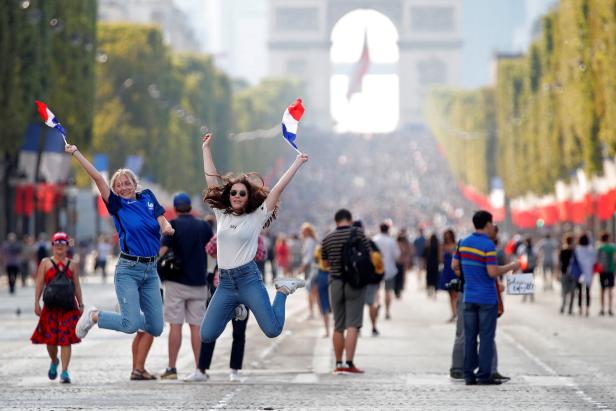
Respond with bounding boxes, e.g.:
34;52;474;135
373;223;400;320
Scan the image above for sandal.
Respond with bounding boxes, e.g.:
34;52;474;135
141;369;157;380
130;369;157;381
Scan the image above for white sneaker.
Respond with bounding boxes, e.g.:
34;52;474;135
76;306;97;339
234;304;248;321
274;278;306;295
229;369;241;382
184;370;208;382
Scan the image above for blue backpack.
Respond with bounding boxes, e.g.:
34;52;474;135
567;252;582;281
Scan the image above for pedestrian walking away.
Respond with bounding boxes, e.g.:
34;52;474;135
597;232;615;316
321;209;372;374
199;132;307;344
373;223;400;321
31;232;84;384
2;233;22;294
65;143;175;341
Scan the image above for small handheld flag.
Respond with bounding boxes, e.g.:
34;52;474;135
281;98;304;154
35;100;68;145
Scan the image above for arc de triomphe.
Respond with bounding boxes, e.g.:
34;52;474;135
268;0;462;129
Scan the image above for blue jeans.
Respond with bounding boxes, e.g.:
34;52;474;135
463;302;498;381
200;261;287;343
97;258;164;336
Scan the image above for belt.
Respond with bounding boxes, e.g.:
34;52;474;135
120;253;157;263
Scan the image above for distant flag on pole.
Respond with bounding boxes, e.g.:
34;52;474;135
346;29;371;100
281;98;304;153
35;100;68;144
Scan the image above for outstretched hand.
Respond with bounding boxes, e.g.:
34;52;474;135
64;144;78;155
202;132;213;148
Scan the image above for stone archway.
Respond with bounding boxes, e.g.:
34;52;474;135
268;0;462;129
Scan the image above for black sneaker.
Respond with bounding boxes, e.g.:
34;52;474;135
491;372;510;382
160;367;178;380
450;370;465;380
465;379;477;385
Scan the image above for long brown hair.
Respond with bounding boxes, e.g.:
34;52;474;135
203;173;278;228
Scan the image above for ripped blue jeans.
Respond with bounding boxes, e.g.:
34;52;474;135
97;258;164;336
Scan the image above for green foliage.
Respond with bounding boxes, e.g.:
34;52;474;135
426;0;616;198
230;77;305;175
425;87;496;194
93;24;233;195
0;0;95;155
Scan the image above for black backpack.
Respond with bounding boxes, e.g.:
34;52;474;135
157;251;182;282
341;228;375;288
156;220;182;282
43;259;76;310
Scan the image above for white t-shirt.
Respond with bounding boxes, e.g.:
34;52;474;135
214;202;272;269
373;233;401;280
301;237;318;266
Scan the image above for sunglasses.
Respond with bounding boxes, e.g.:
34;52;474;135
52;240;68;246
230;190;247;197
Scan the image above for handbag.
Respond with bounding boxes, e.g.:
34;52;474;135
496;279;504;317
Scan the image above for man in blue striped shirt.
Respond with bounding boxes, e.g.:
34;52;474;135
453;211;518;385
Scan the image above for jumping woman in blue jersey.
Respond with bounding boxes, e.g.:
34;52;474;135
65;144;175;340
200;132;307;343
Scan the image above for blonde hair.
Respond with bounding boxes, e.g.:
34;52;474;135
110;168;139;193
301;222;317;240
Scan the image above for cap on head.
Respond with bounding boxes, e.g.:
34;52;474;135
51;232;70;244
173;192;192;212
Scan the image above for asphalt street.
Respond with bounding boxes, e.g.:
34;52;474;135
0;272;615;410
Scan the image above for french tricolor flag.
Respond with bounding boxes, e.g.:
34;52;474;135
281;98;304;153
35;100;67;142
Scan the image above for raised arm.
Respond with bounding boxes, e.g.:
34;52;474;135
65;144;111;201
265;153;309;211
202;133;223;188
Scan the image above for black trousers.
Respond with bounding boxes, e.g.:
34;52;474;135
6;265;18;294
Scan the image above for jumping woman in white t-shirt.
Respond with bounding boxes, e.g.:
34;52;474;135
199;133;308;342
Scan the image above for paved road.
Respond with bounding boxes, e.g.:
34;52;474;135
0;273;615;410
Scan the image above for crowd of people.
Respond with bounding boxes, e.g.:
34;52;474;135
3;126;616;388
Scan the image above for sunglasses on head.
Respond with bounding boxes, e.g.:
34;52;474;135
52;240;68;246
230;190;247;197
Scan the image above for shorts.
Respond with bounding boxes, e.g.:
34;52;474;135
384;278;396;291
330;277;366;332
164;281;207;325
600;272;615;289
365;283;379;306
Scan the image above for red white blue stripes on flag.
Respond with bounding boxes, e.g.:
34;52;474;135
281;98;304;151
35;100;67;137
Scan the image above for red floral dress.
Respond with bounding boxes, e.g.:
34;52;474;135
31;260;81;346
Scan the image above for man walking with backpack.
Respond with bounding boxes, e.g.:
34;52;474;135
321;209;372;374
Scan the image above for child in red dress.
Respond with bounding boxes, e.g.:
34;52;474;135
31;232;84;383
